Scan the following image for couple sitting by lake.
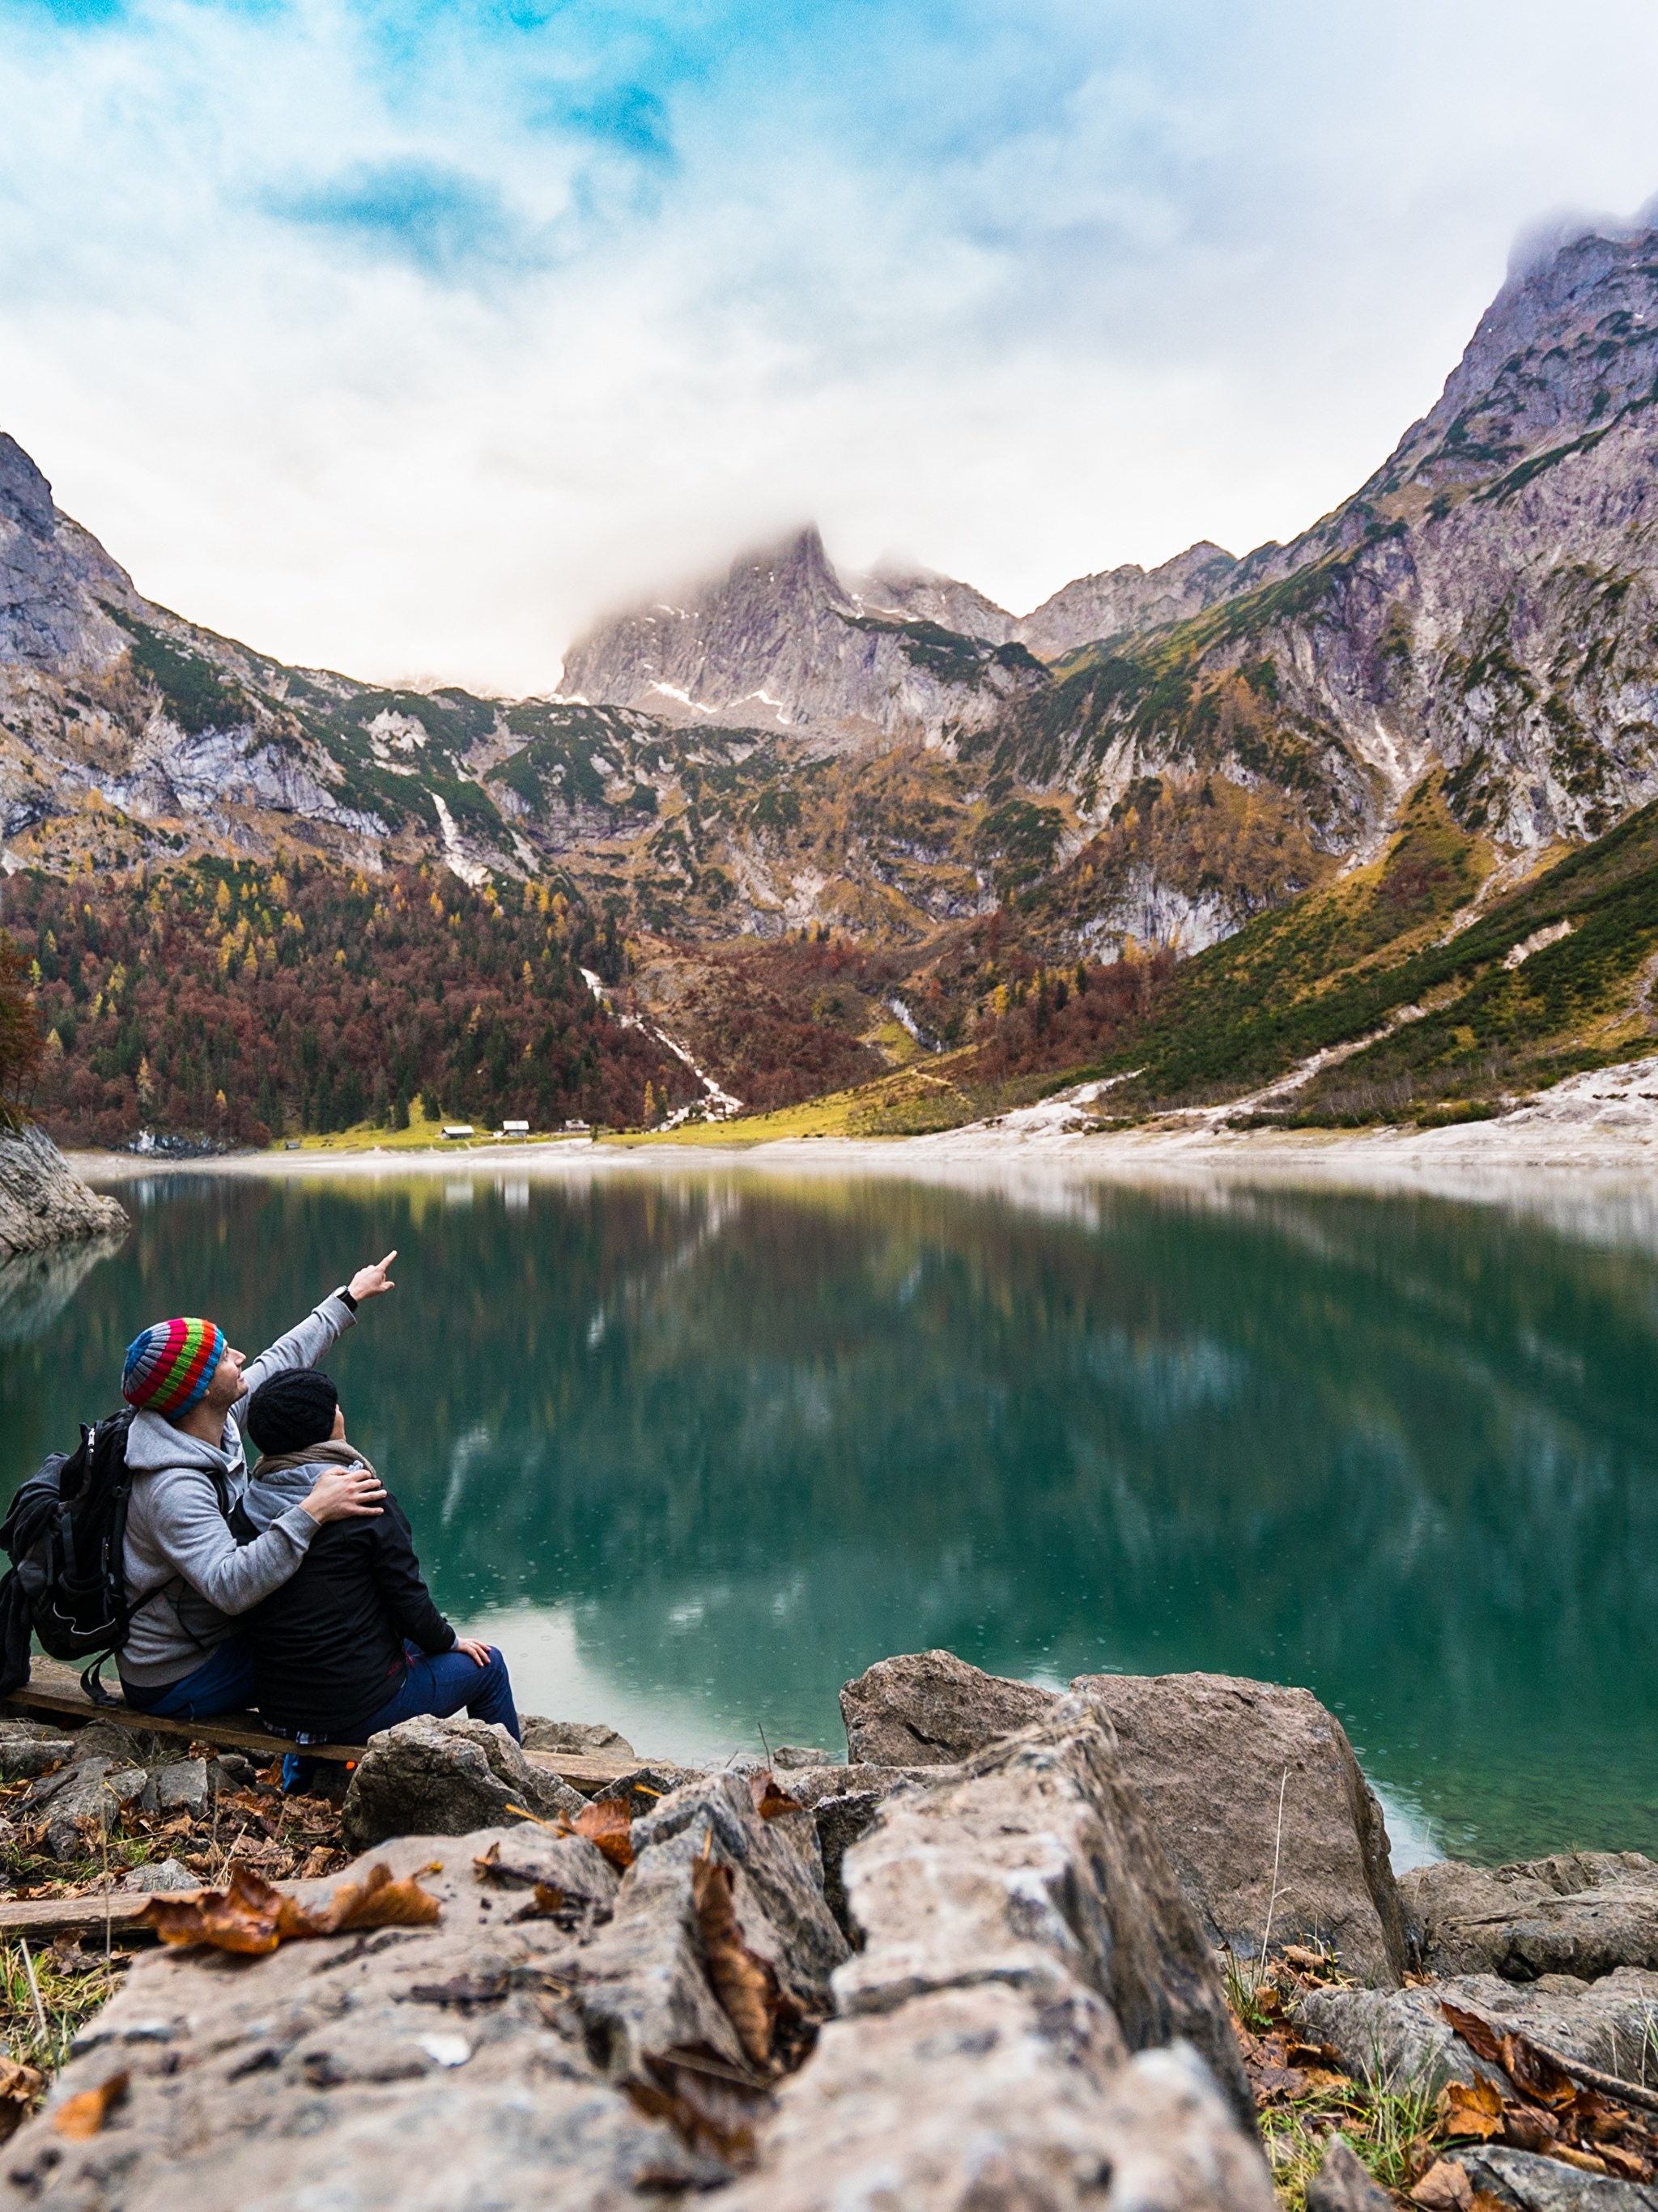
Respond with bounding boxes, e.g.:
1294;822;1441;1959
114;1250;517;1785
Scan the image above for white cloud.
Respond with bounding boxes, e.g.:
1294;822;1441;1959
1;0;1656;692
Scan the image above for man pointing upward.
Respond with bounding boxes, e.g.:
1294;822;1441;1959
114;1252;399;1722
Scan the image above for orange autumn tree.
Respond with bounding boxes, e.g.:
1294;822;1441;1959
0;927;42;1131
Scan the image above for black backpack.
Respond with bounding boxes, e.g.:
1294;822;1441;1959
0;1410;139;1700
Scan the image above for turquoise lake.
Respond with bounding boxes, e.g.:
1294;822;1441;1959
2;1161;1654;1869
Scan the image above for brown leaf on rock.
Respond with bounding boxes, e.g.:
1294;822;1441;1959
307;1861;443;1935
749;1774;805;1820
1438;2078;1505;2142
0;2059;43;2144
1599;2144;1655;2181
628;2052;769;2167
562;1798;634;1870
141;1858;440;1952
51;2074;128;2141
1547;2144;1609;2174
142;1863;285;1954
691;1857;780;2069
1409;2157;1473;2210
1440;2001;1574;2108
1502;2104;1559;2151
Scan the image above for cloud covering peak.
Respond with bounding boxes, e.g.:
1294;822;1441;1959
2;0;1657;691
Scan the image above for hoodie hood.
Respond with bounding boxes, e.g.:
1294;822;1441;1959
240;1457;319;1534
124;1405;247;1482
242;1440;377;1534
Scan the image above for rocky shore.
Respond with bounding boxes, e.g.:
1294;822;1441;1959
1;1651;1655;2210
0;1126;125;1258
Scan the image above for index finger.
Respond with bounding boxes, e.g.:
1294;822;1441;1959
378;1249;397;1270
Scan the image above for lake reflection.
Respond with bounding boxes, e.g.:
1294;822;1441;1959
2;1163;1655;1865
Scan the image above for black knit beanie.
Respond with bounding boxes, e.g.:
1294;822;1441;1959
245;1369;339;1456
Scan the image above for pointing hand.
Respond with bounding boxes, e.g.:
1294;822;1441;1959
348;1250;398;1302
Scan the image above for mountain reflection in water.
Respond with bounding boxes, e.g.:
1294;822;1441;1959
2;1165;1655;1866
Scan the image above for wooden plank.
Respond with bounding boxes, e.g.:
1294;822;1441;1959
3;1659;363;1763
7;1663;659;1792
0;1893;157;1941
524;1749;644;1795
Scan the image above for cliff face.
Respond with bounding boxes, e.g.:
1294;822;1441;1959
988;227;1658;859
0;1125;126;1257
558;526;1047;749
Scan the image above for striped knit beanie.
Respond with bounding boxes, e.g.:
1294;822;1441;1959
121;1317;227;1418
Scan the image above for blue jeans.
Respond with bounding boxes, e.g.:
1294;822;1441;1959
282;1644;519;1793
356;1644;520;1742
121;1635;255;1720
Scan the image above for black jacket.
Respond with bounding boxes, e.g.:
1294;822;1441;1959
230;1455;453;1738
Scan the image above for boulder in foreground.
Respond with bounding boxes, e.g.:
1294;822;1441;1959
341;1714;586;1848
1073;1669;1409;1986
837;1650;1408;1985
724;1689;1270;2210
839;1648;1057;1765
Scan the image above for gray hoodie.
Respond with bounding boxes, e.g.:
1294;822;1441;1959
117;1292;357;1688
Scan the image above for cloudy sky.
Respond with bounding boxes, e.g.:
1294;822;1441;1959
2;0;1656;693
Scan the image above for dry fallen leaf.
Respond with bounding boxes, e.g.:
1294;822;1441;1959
1438;2078;1505;2142
1599;2143;1654;2182
1502;2104;1558;2151
51;2074;128;2141
563;1797;634;1870
1409;2158;1473;2210
307;1861;444;1935
691;1857;779;2069
1546;2144;1609;2176
141;1858;440;1952
749;1774;805;1820
0;2058;43;2145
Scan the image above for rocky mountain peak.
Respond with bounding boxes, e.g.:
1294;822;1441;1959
558;523;1043;743
1369;223;1658;503
1014;540;1239;660
0;433;57;537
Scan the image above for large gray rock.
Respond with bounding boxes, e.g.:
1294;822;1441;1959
723;1692;1270;2210
839;1648;1057;1766
834;1690;1252;2124
1;1828;726;2212
1459;2145;1658;2211
1402;1854;1658;1981
721;1990;1271;2212
1073;1670;1408;1987
1297;1967;1658;2098
0;1126;125;1257
341;1715;586;1849
751;1761;959;1935
1307;2135;1392;2212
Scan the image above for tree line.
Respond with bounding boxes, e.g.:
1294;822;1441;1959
3;857;699;1148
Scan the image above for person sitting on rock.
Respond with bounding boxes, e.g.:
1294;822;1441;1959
117;1257;398;1721
236;1366;517;1787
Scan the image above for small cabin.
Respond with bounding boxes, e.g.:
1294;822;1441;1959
442;1125;475;1140
500;1120;529;1136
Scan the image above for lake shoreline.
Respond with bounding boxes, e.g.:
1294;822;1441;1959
62;1054;1658;1197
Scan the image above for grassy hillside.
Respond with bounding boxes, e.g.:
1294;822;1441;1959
1091;775;1658;1122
